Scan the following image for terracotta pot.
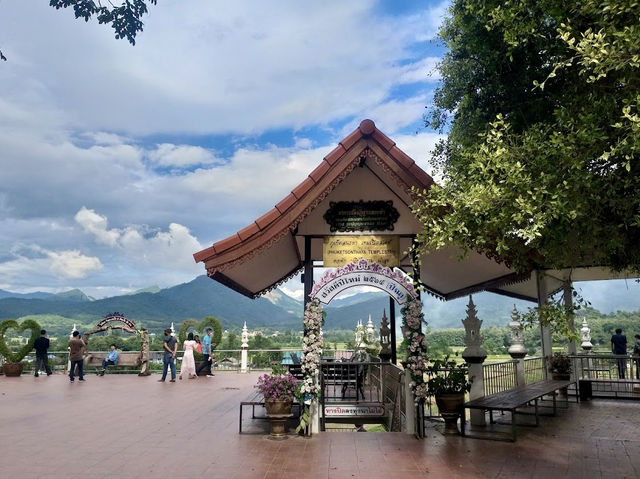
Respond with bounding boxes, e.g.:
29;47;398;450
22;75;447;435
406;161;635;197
265;400;293;439
2;362;24;377
435;392;465;435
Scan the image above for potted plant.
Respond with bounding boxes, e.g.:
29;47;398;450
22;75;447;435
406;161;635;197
255;364;299;438
426;355;472;434
0;319;41;377
548;352;572;380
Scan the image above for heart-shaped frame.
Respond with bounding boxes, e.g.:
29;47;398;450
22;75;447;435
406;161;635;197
0;318;41;363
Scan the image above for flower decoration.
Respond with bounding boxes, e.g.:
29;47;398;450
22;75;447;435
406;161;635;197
297;298;324;432
401;296;429;404
255;370;298;403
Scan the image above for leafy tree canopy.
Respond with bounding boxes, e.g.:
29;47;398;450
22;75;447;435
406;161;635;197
417;0;640;274
1;1;156;61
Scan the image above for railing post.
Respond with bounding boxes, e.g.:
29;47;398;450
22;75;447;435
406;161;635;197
240;322;249;373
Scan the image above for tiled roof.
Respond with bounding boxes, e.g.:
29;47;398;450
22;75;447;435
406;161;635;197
193;119;434;271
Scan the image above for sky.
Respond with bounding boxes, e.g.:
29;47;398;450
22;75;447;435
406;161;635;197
0;0;448;298
1;1;638;314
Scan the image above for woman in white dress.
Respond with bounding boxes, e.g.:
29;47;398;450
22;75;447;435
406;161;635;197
179;332;198;380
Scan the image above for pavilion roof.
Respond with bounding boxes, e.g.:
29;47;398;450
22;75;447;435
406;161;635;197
193;120;633;302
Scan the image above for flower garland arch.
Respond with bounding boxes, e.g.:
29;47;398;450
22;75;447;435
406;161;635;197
297;297;324;432
401;296;428;403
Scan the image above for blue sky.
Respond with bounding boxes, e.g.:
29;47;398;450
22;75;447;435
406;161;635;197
0;0;448;298
1;1;638;314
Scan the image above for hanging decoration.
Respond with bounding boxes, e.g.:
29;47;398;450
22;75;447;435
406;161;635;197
401;296;429;403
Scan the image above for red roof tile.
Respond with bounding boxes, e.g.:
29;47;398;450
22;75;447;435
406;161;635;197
371;129;396;152
339;129;361;151
309;160;330;183
275;194;296;214
237;222;260;241
212;234;242;253
291;177;315;200
324;145;346;165
390;145;415;170
255;208;280;229
409;164;434;187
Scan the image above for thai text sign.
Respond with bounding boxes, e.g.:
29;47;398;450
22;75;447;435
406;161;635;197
96;312;135;329
311;259;417;305
324;404;385;417
323;200;399;232
323;235;398;267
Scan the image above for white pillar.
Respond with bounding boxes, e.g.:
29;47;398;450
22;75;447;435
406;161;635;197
404;373;416;434
240;322;249;373
467;363;486;426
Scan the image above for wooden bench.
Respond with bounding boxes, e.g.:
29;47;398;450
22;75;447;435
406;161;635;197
579;378;640;400
238;391;301;434
84;351;145;374
462;379;574;441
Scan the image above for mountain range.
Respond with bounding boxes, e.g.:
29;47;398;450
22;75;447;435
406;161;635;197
1;275;638;336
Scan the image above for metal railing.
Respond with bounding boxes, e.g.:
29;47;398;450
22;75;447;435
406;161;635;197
482;360;517;396
524;356;545;383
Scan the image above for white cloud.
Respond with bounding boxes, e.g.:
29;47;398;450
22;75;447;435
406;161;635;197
47;250;103;279
398;57;441;84
0;245;102;283
75;207;203;272
147;144;220;168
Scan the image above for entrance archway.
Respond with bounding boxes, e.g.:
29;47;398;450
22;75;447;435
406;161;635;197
301;259;426;434
82;312;151;376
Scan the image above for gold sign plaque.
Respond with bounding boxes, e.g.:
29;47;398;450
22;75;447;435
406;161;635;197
323;236;398;267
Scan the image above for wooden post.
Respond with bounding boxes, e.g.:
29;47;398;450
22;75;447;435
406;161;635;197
564;280;577;355
303;236;313;309
389;297;397;365
537;271;553;374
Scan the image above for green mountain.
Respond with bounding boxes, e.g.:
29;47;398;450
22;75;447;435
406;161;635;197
51;289;94;302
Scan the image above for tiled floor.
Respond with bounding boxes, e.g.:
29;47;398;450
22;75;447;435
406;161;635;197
1;372;639;478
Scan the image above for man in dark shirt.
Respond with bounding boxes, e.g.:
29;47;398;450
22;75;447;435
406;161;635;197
33;329;52;377
611;328;627;379
68;331;86;382
158;329;177;382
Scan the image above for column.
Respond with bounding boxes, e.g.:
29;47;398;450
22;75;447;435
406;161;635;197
508;306;527;386
462;296;488;426
240;322;249;373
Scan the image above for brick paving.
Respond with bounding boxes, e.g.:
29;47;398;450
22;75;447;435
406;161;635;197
0;372;639;479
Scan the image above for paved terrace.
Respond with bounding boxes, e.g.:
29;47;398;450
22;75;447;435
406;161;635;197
1;372;639;479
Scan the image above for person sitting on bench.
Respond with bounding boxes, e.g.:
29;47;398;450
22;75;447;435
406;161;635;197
100;344;119;376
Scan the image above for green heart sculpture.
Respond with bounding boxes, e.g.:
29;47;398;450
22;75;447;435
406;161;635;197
0;318;41;363
177;316;222;346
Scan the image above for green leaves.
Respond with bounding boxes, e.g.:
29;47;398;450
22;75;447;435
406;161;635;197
417;0;640;275
49;0;157;45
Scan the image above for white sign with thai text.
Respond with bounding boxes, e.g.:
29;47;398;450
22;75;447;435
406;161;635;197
324;404;385;417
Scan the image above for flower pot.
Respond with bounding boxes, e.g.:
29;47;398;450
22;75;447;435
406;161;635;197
2;362;24;377
265;400;293;439
435;392;465;435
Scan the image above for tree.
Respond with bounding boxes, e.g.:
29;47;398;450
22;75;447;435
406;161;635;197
49;0;157;45
1;1;157;61
417;0;640;275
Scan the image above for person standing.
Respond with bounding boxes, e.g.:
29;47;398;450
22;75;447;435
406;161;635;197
611;328;628;379
99;344;119;376
68;331;86;382
633;334;640;380
33;329;52;377
179;332;198;380
159;328;177;382
196;327;215;377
